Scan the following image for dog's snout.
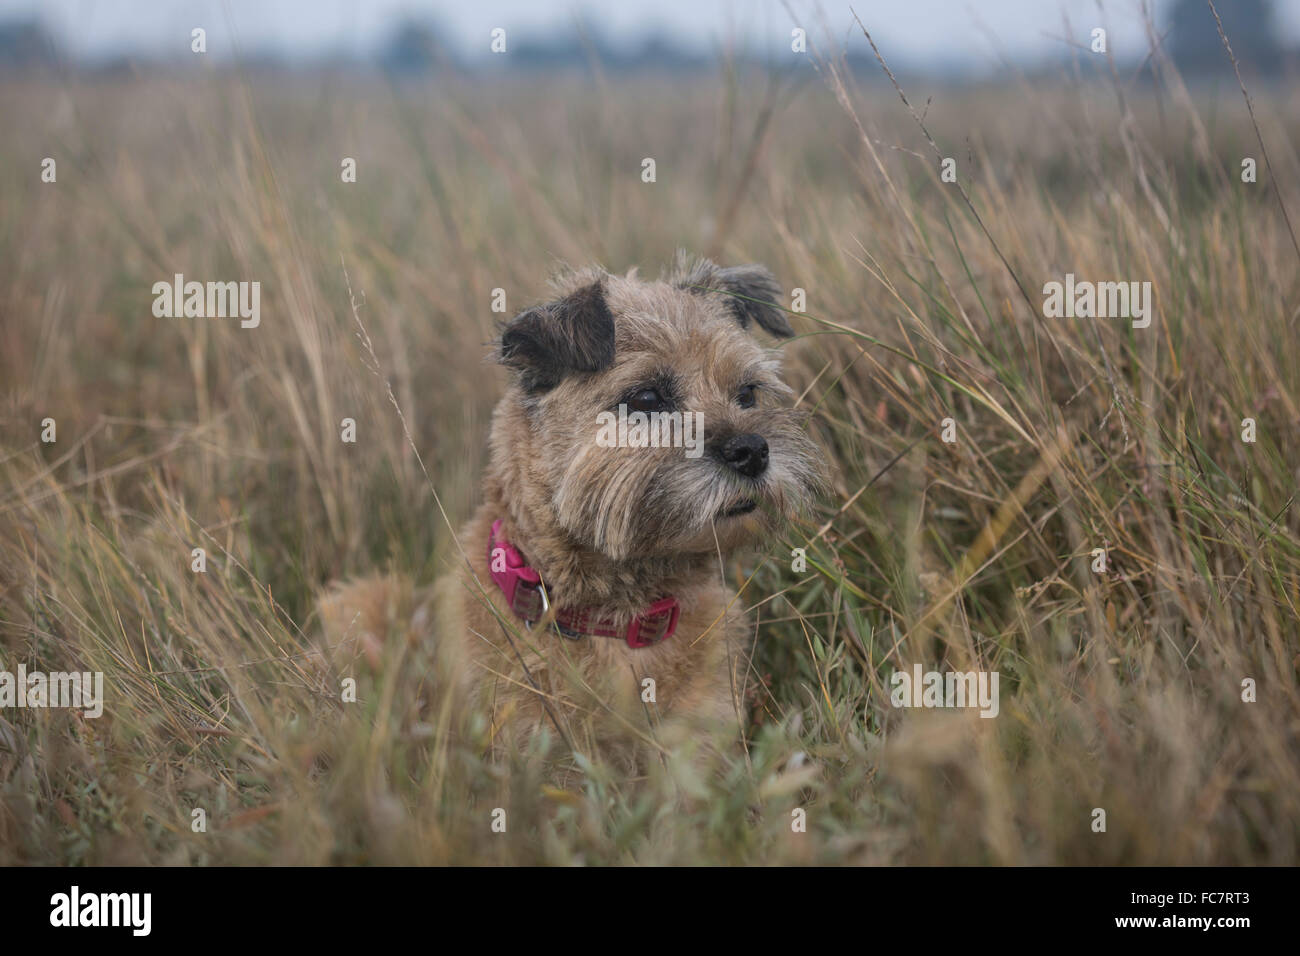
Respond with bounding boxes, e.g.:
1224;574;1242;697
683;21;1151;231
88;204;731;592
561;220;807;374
721;433;769;478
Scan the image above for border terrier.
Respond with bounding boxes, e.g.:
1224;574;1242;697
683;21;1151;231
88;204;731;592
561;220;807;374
320;254;822;753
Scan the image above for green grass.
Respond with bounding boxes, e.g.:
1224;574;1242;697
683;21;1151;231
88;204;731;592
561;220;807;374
1;56;1298;863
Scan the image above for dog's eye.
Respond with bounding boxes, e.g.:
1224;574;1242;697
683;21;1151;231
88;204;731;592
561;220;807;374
627;388;668;413
736;384;758;409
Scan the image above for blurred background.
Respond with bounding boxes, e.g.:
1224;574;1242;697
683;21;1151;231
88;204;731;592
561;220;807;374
1;0;1299;80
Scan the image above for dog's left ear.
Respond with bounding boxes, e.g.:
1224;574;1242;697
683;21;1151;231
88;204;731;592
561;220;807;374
498;279;616;392
674;257;793;338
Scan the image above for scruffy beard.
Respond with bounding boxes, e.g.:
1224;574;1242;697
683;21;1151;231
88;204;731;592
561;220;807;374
552;422;822;561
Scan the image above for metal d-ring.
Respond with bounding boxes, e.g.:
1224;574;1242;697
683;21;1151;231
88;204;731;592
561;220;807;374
523;581;551;631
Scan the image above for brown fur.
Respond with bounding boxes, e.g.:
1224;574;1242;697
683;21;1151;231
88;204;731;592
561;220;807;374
318;255;823;759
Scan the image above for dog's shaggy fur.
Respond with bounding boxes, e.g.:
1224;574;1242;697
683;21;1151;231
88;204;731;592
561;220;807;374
319;254;822;755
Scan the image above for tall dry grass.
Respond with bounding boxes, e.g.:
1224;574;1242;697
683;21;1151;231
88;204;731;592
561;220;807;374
1;45;1298;863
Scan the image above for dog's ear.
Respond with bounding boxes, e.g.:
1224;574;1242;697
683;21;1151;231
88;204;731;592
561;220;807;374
712;264;793;337
498;279;616;392
673;256;793;338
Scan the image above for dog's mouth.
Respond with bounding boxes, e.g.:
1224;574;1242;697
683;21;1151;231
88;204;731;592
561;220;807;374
717;498;758;519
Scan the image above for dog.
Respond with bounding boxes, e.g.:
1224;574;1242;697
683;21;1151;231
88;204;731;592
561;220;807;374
319;254;822;757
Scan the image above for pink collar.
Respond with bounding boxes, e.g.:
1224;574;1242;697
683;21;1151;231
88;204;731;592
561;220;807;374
487;519;679;648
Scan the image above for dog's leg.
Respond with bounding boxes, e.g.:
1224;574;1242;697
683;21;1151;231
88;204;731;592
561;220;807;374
316;575;414;670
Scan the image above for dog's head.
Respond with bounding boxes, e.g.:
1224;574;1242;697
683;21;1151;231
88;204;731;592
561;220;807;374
495;254;823;560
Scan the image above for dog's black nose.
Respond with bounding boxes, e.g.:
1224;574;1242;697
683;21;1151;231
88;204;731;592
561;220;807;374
721;433;769;478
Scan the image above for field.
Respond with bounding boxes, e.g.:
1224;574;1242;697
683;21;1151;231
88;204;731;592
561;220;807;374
2;40;1299;864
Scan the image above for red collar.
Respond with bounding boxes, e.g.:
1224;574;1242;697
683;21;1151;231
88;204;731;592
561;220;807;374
486;519;679;648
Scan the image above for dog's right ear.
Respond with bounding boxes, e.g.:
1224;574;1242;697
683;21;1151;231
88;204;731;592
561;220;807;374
498;280;616;392
669;253;793;338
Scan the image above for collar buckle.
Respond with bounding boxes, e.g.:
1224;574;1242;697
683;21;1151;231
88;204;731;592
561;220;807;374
488;519;678;648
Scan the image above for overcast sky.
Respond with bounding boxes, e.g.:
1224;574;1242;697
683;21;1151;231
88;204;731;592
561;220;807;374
5;0;1300;69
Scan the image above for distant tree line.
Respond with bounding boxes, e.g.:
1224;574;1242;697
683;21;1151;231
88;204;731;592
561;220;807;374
0;2;1292;78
